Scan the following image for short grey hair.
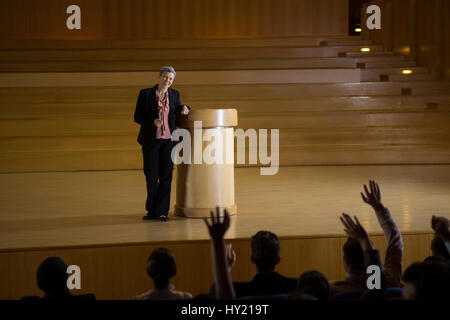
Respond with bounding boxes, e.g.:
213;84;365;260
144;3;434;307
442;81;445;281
160;66;176;78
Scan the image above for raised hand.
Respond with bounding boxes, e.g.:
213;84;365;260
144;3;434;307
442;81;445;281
204;207;235;300
361;180;384;210
431;216;450;241
181;105;190;115
204;207;230;241
340;213;373;250
226;243;236;271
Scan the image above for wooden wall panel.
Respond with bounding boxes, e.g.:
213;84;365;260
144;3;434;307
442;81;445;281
0;0;348;40
0;0;29;39
415;0;436;71
166;242;215;297
366;0;411;57
55;245;158;299
401;233;433;268
364;0;449;79
444;44;450;79
443;0;450;79
393;0;413;56
362;0;393;51
0;249;57;299
56;242;221;299
282;237;343;281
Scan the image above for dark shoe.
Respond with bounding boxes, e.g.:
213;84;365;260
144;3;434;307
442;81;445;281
159;215;169;222
143;213;157;221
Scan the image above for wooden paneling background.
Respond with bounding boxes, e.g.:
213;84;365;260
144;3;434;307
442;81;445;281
442;0;450;79
0;233;433;299
362;0;450;79
0;0;348;40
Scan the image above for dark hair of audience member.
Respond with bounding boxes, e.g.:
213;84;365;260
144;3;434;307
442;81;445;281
251;231;280;272
343;237;365;273
431;236;450;260
402;256;450;300
146;248;177;290
37;257;69;296
296;270;330;300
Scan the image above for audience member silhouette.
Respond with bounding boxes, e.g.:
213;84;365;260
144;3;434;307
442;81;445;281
402;255;450;300
135;248;192;300
330;180;403;297
295;270;330;300
21;256;95;301
431;216;450;260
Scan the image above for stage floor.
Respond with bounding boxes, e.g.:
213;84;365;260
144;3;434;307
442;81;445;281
1;165;449;250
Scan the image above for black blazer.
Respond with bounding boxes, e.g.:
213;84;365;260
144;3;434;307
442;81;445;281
134;85;185;146
233;272;297;298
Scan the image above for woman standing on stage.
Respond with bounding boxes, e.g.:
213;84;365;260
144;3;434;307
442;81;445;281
134;66;190;221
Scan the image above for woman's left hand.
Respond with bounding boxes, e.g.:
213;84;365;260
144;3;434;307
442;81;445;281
181;105;190;115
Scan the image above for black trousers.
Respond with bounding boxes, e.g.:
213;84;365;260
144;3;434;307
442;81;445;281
142;139;174;216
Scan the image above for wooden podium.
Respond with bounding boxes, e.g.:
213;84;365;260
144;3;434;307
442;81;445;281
174;109;238;218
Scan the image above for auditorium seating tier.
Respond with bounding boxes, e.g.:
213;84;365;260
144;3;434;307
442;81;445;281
0;36;448;172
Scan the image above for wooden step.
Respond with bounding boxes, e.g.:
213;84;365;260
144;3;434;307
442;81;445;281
0;57;359;72
0;45;385;62
362;60;416;68
0;117;137;137
342;51;395;58
1;111;449;137
361;67;429;81
237;111;450;129
0;69;361;88
275;127;450;146
352;56;406;63
178;82;450;99
1;143;449;172
278;145;450;165
0;149;141;172
2;127;449;153
0;136;137;152
0;102;136;119
2;96;449;119
0;36;366;50
1;82;449;106
387;73;436;81
320;39;372;46
195;96;450;112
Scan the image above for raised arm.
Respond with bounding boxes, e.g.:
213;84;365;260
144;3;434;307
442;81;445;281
340;213;386;293
361;180;403;287
204;207;235;300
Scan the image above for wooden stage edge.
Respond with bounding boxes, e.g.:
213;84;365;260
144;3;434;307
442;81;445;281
0;230;434;253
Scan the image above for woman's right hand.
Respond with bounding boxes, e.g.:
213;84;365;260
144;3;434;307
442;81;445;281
153;119;162;128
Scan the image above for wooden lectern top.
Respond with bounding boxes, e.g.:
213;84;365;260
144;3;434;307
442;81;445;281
177;108;238;128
